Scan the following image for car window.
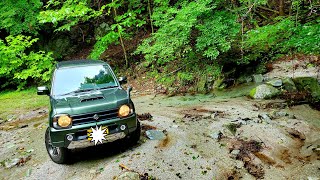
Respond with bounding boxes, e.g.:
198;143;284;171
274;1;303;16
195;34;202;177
52;65;117;96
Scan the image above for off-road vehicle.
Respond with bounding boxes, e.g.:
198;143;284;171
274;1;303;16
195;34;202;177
37;60;140;164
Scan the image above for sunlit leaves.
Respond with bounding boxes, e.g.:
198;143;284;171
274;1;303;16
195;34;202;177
136;0;216;64
38;0;97;32
0;35;54;89
196;11;240;60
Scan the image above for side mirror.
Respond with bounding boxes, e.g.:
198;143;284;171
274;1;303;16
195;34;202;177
118;76;127;85
37;86;49;95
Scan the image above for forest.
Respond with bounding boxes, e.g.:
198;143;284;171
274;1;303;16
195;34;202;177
0;0;319;91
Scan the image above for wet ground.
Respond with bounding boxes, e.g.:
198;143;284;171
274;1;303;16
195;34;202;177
0;87;320;179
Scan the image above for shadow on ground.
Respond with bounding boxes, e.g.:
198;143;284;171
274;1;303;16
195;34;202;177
67;138;141;164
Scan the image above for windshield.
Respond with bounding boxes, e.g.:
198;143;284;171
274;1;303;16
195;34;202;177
52;65;118;96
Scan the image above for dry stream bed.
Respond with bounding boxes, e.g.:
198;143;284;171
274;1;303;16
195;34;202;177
0;90;319;179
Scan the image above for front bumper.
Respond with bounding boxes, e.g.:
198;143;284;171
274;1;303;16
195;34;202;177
49;114;137;148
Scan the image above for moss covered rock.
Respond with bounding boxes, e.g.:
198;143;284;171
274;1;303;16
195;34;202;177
282;77;297;92
249;84;280;99
293;77;320;102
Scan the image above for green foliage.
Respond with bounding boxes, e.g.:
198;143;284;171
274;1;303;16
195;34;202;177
89;31;119;60
89;1;146;60
280;21;320;54
244;18;294;51
38;0;98;32
0;0;41;35
196;11;240;60
0;35;54;89
243;18;319;63
136;0;215;64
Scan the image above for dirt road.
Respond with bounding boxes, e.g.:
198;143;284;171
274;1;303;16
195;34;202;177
0;90;320;180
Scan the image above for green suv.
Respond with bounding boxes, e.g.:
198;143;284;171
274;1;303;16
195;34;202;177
37;60;140;164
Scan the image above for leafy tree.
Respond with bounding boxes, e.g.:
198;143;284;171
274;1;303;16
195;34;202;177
0;35;54;89
89;0;146;66
0;0;41;35
38;0;98;32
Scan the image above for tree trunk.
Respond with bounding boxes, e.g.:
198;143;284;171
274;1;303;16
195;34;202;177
112;0;129;67
147;0;154;34
279;0;285;16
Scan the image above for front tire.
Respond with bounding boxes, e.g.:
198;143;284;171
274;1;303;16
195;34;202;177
45;128;68;164
128;121;141;144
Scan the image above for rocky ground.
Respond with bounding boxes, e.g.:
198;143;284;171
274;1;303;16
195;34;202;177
0;86;319;180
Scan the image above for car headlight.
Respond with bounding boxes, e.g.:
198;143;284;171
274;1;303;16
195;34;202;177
53;114;72;128
118;105;131;117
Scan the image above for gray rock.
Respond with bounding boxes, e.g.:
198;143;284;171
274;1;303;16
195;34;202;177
266;79;283;87
145;130;166;140
235;161;244;169
5;158;20;168
258;113;272;124
231;149;240;155
117;172;140;180
7;115;15;122
249;84;280;99
209;131;223;141
252;74;264;83
282;77;297;92
273;111;288;117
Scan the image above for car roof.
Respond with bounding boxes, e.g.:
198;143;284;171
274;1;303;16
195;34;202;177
56;60;108;69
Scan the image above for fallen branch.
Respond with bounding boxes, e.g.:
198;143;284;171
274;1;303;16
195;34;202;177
119;163;132;171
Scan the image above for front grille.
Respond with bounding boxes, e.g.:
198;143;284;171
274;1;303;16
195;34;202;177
71;108;118;125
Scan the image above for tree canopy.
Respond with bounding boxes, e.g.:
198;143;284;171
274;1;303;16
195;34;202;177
0;0;319;90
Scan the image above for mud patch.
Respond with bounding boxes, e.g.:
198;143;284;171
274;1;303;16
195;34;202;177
137;113;153;121
229;139;265;178
157;134;171;148
219;169;242;180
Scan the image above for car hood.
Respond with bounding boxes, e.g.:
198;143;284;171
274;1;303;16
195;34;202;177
51;88;128;115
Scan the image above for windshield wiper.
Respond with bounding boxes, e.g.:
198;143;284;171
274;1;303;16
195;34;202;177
59;88;95;96
98;85;118;90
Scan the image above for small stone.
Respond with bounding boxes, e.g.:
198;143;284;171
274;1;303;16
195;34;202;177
275;111;288;117
258;113;272;123
253;74;264;83
145;130;166;140
209;131;223;141
7;115;15;122
117;172;140;180
235;161;244;169
231;149;240;155
5;158;20;168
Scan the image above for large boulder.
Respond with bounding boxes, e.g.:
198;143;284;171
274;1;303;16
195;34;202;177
293;77;320;102
249;84;280;99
